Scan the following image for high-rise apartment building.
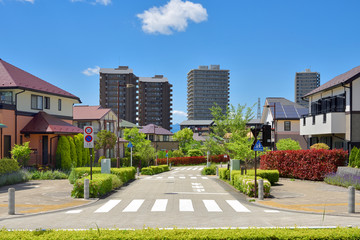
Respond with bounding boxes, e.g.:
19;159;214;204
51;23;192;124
295;69;320;107
187;65;230;120
138;75;173;130
99;66;138;124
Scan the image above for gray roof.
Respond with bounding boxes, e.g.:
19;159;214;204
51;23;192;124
265;97;308;119
140;124;173;135
139;76;168;83
100;68;133;74
119;119;139;128
180;120;214;126
304;65;360;97
247;119;262;124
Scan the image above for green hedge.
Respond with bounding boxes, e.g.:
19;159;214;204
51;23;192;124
68;167;135;184
0;169;31;187
1;228;360;239
71;174;122;198
141;165;170;175
219;168;230;180
233;175;271;197
0;158;20;175
202;164;217;175
247;169;279;185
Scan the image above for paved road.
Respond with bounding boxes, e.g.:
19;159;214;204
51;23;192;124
0;167;359;230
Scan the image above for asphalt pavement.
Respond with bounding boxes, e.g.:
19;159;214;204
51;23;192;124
0;169;359;219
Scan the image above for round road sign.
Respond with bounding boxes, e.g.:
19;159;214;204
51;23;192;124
85;127;93;135
85;135;93;142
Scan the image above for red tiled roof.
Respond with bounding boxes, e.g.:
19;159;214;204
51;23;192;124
21;111;83;134
139;124;173;135
0;59;80;101
73;105;111;120
304;65;360;97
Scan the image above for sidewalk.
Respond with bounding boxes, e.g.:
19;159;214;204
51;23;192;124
255;178;360;216
0;180;96;219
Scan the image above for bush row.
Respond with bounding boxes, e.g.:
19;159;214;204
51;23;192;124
2;228;360;240
0;169;31;187
201;164;217;175
141;165;170;175
219;168;230;180
260;149;347;180
71;173;122;198
247;169;279;185
0;158;20;175
157;155;229;166
68;167;136;184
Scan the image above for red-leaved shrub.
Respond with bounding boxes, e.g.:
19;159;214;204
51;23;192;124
260;149;347;181
157;155;229;166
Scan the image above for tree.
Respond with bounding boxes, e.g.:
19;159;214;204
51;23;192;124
137;141;156;166
56;136;71;170
349;146;358;167
173;128;194;149
68;136;78;168
11;142;32;167
276;138;301;151
95;130;117;158
74;134;83;167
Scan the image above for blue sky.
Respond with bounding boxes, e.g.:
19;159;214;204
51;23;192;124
1;0;360;124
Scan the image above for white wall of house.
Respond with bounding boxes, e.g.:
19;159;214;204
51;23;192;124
14;89;78;117
352;77;360;111
300;112;346;135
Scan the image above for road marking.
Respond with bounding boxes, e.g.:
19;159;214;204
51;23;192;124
203;200;222;212
168;176;174;179
201;177;208;179
186;168;192;170
156;177;163;179
192;183;201;185
172;192;229;195
95;200;121;213
66;210;82;214
264;210;280;213
151;199;168;212
123;199;144;212
179;199;194;212
190;177;197;179
145;177;152;179
179;176;185;179
226;200;251;212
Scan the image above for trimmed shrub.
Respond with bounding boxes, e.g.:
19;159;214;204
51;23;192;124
150;166;162;174
141;167;154;175
10;142;32;167
232;175;271;197
276;138;301;150
202;164;217;175
0;158;20;175
68;136;78;168
247;169;279;185
56;136;71;170
74;134;83;167
68;167;135;184
260;149;347;180
187;149;203;157
72;173;116;198
157;155;228;166
355;149;360;168
310;143;330;150
219;168;230;180
349;146;358;167
30;170;68;180
172;149;184;157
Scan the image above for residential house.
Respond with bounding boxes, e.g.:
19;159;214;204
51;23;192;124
139;124;178;151
180;120;214;141
0;59;82;166
261;97;308;149
300;65;360;150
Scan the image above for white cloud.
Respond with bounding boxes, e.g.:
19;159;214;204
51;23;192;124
82;66;100;76
17;0;34;3
70;0;111;5
172;110;188;124
173;110;187;117
137;0;208;35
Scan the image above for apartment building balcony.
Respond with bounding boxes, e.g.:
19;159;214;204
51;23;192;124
300;112;346;136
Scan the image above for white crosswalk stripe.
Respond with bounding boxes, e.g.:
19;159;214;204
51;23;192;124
179;199;194;212
123;199;144;212
226;200;251;212
151;199;168;212
203;200;222;212
95;200;121;213
66;209;83;214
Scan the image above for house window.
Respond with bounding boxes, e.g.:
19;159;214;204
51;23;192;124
77;121;91;130
58;99;62;111
163;135;169;141
31;95;43;110
45;97;50;109
0;91;13;104
284;121;291;131
149;135;154;141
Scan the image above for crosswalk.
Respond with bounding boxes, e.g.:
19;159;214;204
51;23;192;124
144;176;208;180
66;199;280;214
174;167;204;171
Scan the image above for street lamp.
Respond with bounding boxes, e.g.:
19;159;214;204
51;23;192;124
264;104;276;150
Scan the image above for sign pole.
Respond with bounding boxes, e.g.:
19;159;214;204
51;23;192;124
254;150;257;198
90;148;93;180
131;147;133;167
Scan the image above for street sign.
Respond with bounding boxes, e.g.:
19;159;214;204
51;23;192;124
165;153;168;157
253;140;264;151
127;142;133;148
84;126;94;148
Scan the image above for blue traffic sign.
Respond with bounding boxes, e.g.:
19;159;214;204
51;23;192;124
165;153;168;157
253;140;264;151
127;142;133;148
85;135;93;143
